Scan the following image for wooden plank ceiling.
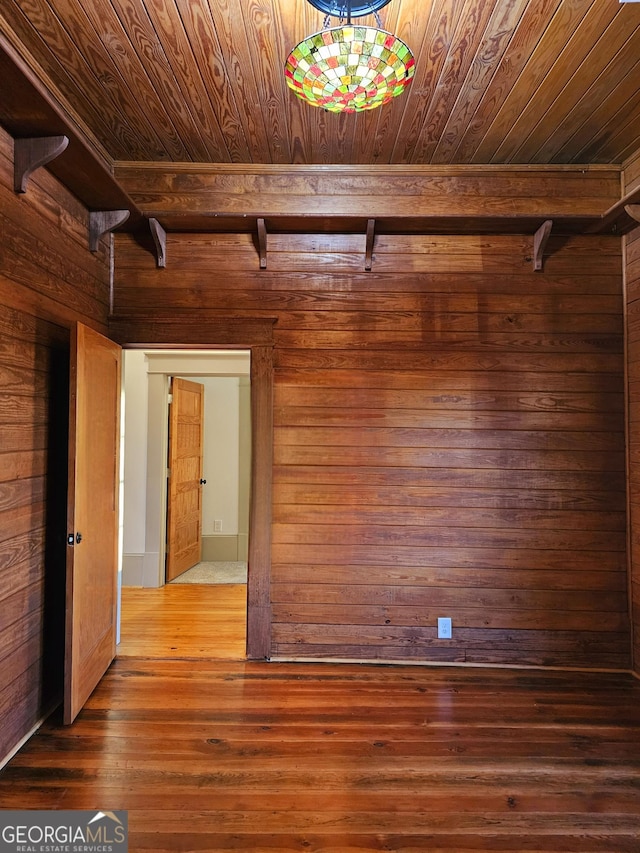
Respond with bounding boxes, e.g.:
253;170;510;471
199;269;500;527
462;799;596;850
1;0;640;168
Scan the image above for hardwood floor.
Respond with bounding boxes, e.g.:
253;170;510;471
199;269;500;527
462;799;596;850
118;582;247;659
2;664;640;852
1;585;640;851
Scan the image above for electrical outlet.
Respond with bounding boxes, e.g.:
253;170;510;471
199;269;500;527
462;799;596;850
437;617;452;639
214;519;222;532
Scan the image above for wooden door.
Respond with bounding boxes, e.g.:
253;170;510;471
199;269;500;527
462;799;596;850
166;378;205;582
64;323;121;725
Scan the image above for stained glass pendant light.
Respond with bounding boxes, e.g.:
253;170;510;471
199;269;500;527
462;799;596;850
284;0;415;114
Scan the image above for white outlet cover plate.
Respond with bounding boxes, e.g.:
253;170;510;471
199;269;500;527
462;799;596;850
437;617;452;639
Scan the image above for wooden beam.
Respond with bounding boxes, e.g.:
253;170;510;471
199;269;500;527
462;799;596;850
14;135;69;193
149;218;167;268
115;163;620;226
533;219;553;271
257;218;267;269
89;210;130;252
626;204;640;224
365;219;375;271
109;316;277;347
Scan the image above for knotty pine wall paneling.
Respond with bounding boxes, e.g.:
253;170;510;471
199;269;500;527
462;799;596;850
623;148;640;197
623;147;640;676
113;226;629;670
0;124;111;762
624;146;640;675
628;223;640;676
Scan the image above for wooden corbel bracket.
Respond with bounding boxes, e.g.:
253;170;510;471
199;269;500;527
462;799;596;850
149;217;167;268
89;209;130;252
257;218;267;269
365;219;375;271
533;219;553;271
626;205;640;226
14;135;69;193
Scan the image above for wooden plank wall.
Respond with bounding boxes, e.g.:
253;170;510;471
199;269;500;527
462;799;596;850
628;225;640;675
0;124;110;762
113;222;629;670
624;146;640;676
624;149;640;196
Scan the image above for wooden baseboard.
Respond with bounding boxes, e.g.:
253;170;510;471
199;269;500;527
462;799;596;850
201;534;239;561
270;655;635;676
1;702;59;770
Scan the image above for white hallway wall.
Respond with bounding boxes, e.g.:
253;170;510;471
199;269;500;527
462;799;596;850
121;350;251;587
200;375;240;539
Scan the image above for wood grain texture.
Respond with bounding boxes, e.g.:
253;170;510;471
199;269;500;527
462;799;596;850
114;163;622;224
1;659;640;850
450;0;564;163
483;3;629;164
165;378;205;582
64;324;121;725
3;0;640;166
625;223;640;676
624;147;640;196
0;123;110;762
113;220;629;670
118;584;246;659
109;162;640;235
247;346;275;659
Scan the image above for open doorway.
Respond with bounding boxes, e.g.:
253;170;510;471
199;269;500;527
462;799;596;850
118;349;252;659
166;373;251;585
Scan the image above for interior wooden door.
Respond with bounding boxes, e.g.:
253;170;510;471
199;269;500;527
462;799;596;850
64;323;121;725
166;378;205;582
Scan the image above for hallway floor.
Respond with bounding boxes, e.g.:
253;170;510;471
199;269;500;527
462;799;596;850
119;583;247;659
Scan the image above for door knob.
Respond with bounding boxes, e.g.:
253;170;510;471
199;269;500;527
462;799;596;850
200;478;207;485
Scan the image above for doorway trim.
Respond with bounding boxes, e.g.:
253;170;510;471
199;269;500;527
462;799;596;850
112;316;276;660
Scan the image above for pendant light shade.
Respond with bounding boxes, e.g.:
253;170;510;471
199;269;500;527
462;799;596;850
285;25;415;114
306;0;393;14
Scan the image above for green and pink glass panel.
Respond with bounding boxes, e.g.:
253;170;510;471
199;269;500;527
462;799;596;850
285;26;415;113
